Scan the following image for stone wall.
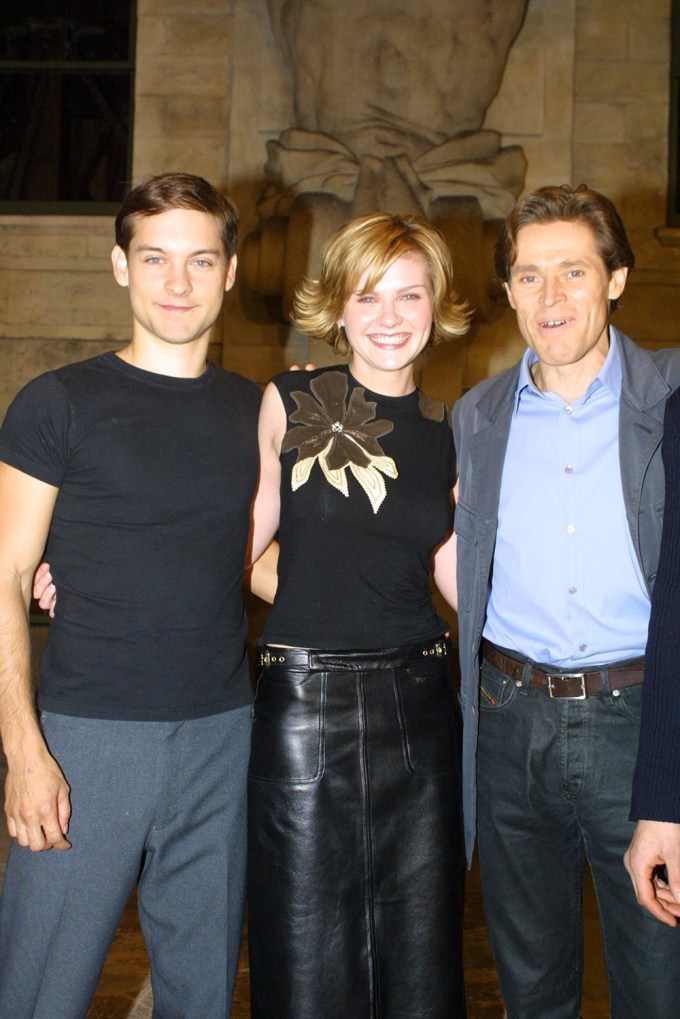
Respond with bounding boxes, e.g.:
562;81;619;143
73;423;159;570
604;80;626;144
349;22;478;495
0;217;126;418
132;0;234;186
464;0;680;391
1;0;678;418
570;0;680;359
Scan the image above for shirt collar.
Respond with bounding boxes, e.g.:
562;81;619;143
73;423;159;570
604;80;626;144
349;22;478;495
514;325;622;412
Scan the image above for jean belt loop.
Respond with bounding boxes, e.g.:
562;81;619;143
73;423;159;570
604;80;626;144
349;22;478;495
520;659;534;690
599;664;613;699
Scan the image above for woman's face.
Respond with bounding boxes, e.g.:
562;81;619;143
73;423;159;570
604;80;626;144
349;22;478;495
340;252;434;393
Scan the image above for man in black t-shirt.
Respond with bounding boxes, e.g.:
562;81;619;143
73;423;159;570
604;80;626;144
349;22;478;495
0;174;262;1018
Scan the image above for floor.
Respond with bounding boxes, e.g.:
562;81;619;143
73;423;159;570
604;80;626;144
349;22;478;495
0;623;611;1017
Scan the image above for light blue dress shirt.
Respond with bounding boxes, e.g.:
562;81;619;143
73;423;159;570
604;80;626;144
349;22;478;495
483;329;650;668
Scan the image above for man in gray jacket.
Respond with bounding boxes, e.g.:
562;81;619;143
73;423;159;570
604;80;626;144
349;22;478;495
453;184;680;1018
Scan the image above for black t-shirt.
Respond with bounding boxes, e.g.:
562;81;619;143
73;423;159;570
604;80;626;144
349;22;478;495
0;352;261;720
262;365;456;649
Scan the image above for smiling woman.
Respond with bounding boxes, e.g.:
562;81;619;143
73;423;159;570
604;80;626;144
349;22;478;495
338;253;436;394
246;212;470;1019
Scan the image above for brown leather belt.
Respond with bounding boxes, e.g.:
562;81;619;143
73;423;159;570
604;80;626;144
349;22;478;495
482;640;644;700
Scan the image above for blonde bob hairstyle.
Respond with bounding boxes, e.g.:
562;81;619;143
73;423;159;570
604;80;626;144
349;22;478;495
292;213;470;355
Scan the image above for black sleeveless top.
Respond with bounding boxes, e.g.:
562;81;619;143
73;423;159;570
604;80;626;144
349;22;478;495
262;365;456;650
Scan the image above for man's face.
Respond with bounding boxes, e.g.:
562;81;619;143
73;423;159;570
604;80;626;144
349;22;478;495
111;208;236;350
505;220;627;376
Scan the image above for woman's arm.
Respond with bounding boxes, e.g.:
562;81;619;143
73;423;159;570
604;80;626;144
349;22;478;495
432;481;459;613
248;381;287;566
246;540;279;605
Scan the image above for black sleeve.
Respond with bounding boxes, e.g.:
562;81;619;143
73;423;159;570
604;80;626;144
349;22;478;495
631;387;680;821
0;373;72;488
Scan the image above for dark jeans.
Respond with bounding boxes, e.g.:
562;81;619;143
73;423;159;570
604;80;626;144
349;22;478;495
476;654;680;1019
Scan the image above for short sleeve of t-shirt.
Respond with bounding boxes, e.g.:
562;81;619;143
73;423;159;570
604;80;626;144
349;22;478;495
0;373;72;487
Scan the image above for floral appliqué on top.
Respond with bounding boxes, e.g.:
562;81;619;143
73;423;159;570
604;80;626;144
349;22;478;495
280;371;398;514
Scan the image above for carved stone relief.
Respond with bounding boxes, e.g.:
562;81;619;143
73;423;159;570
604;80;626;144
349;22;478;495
243;0;528;319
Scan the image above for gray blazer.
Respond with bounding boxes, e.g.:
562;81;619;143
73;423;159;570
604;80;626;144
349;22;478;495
452;328;680;862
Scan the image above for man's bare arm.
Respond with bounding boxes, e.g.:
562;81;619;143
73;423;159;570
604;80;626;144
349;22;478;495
0;463;70;851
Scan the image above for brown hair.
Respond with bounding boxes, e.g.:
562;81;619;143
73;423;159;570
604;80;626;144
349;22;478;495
292;213;470;354
115;173;239;258
495;184;635;284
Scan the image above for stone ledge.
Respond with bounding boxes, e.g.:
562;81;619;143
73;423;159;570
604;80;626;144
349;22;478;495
656;227;680;248
625;266;680;285
0;216;114;233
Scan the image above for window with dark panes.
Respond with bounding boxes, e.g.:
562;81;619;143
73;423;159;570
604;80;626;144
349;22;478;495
0;1;135;212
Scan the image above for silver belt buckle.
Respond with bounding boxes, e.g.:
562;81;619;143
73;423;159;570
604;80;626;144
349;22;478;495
546;672;587;699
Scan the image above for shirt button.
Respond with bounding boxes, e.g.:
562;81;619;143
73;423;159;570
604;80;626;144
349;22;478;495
565;406;573;416
579;643;588;652
565;465;574;474
567;523;576;534
568;586;577;594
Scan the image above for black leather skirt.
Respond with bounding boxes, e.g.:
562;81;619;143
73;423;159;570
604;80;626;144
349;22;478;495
247;638;466;1018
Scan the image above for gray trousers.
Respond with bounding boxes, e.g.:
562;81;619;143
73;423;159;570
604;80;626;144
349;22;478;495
0;706;251;1019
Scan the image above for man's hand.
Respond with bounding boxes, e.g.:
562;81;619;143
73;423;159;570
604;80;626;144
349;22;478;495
4;744;71;851
624;820;680;926
33;561;56;617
